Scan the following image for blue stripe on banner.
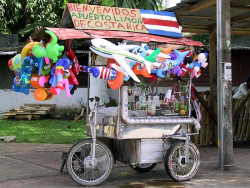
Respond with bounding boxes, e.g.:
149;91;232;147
147;29;183;38
139;9;176;17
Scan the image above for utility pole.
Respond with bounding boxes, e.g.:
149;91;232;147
216;0;234;170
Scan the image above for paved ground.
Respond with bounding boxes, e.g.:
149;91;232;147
0;142;250;188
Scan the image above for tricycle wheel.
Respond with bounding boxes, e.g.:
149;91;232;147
66;139;114;186
164;140;200;182
130;163;157;173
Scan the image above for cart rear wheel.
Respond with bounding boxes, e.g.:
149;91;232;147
130;163;157;172
66;139;114;186
165;141;200;182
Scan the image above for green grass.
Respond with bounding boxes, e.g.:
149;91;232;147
0;119;88;144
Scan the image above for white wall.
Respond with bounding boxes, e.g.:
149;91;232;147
0;88;88;115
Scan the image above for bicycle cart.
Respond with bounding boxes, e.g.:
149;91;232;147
66;76;201;186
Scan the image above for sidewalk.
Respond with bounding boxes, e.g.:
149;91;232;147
0;142;249;188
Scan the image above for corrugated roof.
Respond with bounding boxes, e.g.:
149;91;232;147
46;27;204;47
0;51;17;55
231;36;250;50
166;0;250;35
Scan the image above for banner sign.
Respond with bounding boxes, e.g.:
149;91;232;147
67;3;182;38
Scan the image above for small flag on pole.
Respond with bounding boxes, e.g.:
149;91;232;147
140;9;182;38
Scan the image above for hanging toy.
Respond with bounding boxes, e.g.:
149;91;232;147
21;41;41;60
32;30;64;62
66;39;80;75
189;53;208;78
34;88;54;101
132;63;152;78
49;58;71;95
106;58;124;90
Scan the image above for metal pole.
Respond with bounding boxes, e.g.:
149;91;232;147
216;0;233;170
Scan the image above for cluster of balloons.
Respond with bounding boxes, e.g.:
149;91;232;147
86;39;208;90
8;31;208;100
8;30;80;101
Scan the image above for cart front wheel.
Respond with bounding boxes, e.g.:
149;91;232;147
66;139;114;186
130;163;157;172
165;141;200;182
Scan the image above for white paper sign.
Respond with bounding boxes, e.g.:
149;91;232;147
223;62;232;81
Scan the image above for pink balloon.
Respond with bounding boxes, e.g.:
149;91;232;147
38;76;50;87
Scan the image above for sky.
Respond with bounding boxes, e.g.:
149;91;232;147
166;0;181;8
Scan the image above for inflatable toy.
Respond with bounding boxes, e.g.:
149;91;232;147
12;76;29;95
21;41;40;60
11;54;22;72
180;56;193;77
132;63;152;78
8;58;14;71
41;63;52;76
66;39;80;75
90;38;162;82
45;30;64;62
34;88;54;101
160;50;189;72
106;58;124;90
49;58;71;94
189;53;208;78
32;30;64;63
30;75;49;89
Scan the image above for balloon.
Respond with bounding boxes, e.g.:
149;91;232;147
145;48;162;63
21;42;40;60
34;88;54;101
106;58;124;90
56;78;71;98
11;54;22;72
45;30;64;62
32;30;64;63
132;63;152;78
66;39;80;75
198;53;208;68
41;63;52;76
50;58;71;92
8;58;13;70
38;76;50;87
160;50;189;72
12;76;29;95
32;45;47;58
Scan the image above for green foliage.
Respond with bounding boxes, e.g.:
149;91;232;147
102;0;115;6
0;0;65;40
105;98;117;107
0;0;160;40
191;34;209;50
116;0;161;10
0;119;88;144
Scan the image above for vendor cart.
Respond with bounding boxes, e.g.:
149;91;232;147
65;75;201;187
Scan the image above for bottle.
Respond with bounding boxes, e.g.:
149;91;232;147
147;105;151;116
128;86;132;96
175;100;179;113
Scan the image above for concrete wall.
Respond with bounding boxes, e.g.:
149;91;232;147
0;88;88;116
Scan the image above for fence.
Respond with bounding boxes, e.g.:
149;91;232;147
191;90;250;146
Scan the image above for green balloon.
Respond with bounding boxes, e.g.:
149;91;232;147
32;45;47;58
45;30;64;62
145;48;162;63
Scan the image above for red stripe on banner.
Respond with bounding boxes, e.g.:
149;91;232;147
100;67;105;79
107;69;111;79
142;18;179;28
104;68;108;79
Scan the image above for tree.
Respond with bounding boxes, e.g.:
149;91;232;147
0;0;161;41
0;0;65;39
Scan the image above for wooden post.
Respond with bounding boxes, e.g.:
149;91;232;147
209;29;217;145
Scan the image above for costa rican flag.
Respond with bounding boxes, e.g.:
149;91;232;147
140;9;182;38
98;67;117;80
79;65;116;80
